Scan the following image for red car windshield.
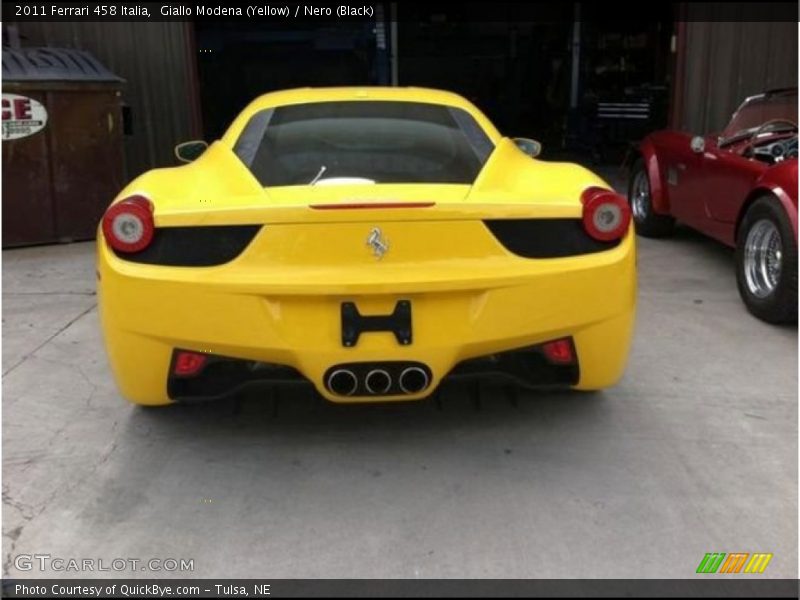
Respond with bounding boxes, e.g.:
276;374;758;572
722;89;798;140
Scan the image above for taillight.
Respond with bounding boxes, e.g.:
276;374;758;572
101;195;154;253
173;351;207;377
541;338;575;364
580;187;631;242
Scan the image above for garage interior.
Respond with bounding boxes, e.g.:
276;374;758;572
2;3;798;583
8;5;796;213
195;5;675;162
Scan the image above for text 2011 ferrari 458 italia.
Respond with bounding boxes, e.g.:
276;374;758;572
98;87;636;405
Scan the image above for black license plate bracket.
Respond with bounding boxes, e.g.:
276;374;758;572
341;300;412;347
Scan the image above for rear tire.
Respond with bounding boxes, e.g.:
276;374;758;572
736;196;797;324
627;159;675;238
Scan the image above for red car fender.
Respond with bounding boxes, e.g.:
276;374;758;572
639;137;670;215
746;161;798;241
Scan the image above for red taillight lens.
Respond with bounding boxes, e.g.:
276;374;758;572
541;338;575;364
101;195;154;253
173;351;207;376
580;187;631;242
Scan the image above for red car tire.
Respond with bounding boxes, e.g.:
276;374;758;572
736;195;798;324
627;159;675;238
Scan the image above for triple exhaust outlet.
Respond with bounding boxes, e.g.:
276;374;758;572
325;363;431;397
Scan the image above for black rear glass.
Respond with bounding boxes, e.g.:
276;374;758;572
233;101;494;186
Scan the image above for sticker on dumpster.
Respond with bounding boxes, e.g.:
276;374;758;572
2;94;48;140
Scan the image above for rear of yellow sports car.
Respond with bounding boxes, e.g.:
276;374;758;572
97;88;635;405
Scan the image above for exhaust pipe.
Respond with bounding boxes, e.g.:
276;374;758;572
365;369;392;395
399;367;429;394
327;369;358;396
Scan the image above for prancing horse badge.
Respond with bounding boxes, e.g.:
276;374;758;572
366;227;389;259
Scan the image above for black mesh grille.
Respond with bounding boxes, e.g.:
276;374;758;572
449;343;579;386
112;225;261;266
484;219;619;258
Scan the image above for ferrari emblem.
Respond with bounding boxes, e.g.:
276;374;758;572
366;227;389;259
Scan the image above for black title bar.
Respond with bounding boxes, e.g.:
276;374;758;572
2;2;798;22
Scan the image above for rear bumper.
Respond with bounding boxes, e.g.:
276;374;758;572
97;228;636;404
167;341;580;403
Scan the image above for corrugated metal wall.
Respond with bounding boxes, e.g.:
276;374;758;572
13;22;201;181
676;16;797;133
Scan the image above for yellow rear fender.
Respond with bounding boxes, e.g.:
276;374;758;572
114;142;266;210
469;138;613;202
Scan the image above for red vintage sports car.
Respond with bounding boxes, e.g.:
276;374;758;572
628;88;797;323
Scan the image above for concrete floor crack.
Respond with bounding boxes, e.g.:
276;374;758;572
2;303;97;377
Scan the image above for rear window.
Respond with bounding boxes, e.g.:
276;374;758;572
233;101;494;186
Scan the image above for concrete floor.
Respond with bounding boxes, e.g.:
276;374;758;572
3;205;797;578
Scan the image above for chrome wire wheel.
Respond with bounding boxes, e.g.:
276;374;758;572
743;219;783;298
627;160;675;238
630;170;650;222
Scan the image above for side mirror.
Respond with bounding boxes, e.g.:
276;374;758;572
513;137;542;158
690;136;705;154
175;140;208;163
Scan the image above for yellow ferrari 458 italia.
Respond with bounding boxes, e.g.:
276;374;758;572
97;87;636;405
